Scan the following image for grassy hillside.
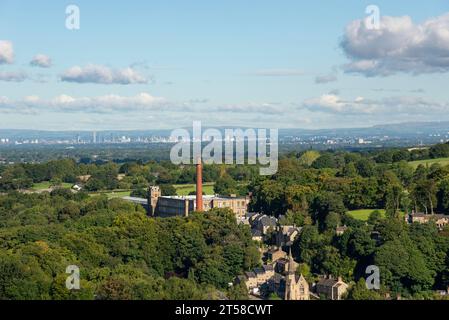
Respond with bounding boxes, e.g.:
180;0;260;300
347;209;405;221
89;190;132;199
32;181;72;190
408;157;449;168
347;209;386;221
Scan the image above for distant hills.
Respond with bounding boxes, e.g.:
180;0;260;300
280;121;449;137
1;121;449;141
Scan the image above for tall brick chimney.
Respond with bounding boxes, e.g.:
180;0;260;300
196;158;203;212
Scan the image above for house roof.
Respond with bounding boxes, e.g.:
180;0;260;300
259;216;277;227
287;227;302;237
276;258;289;266
249;214;263;223
317;278;339;287
254;267;265;275
246;212;259;219
269;273;283;284
294;274;307;283
263;264;274;272
411;213;449;219
122;196;148;205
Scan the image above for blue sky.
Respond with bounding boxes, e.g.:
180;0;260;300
1;0;449;130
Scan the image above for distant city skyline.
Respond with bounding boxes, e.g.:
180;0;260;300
1;120;449;150
1;1;449;130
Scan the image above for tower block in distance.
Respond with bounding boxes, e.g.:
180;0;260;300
196;158;203;212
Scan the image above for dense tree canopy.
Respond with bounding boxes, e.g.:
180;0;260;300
0;191;259;300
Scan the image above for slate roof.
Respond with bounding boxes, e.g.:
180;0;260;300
254;268;265;275
269;273;283;284
259;216;277;227
263;264;274;272
317;278;339;288
246;212;259;219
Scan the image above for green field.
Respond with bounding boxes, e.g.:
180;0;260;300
174;183;215;196
89;190;132;199
347;209;386;221
32;181;72;190
408;157;449;169
347;209;406;221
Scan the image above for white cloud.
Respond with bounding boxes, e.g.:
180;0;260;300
302;94;449;115
0;71;53;83
50;93;167;112
0;92;294;127
0;96;10;106
303;94;366;114
0;71;28;82
30;54;52;68
214;102;282;114
0;96;36;114
0;72;54;83
341;13;449;76
60;64;148;84
0;92;289;117
0;41;14;64
0;92;167;114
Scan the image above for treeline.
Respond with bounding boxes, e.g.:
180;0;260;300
2;141;449;194
0;191;258;300
0;159;258;195
251;149;449;217
281;141;449;166
382;142;449;162
0;144;174;164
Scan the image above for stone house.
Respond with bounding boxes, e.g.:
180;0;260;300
315;276;349;300
405;212;449;230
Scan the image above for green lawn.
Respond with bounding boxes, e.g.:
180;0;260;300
347;209;386;221
347;209;405;221
408;157;449;169
89;190;132;199
173;183;215;196
32;181;72;190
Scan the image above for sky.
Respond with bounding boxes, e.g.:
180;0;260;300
1;0;449;130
